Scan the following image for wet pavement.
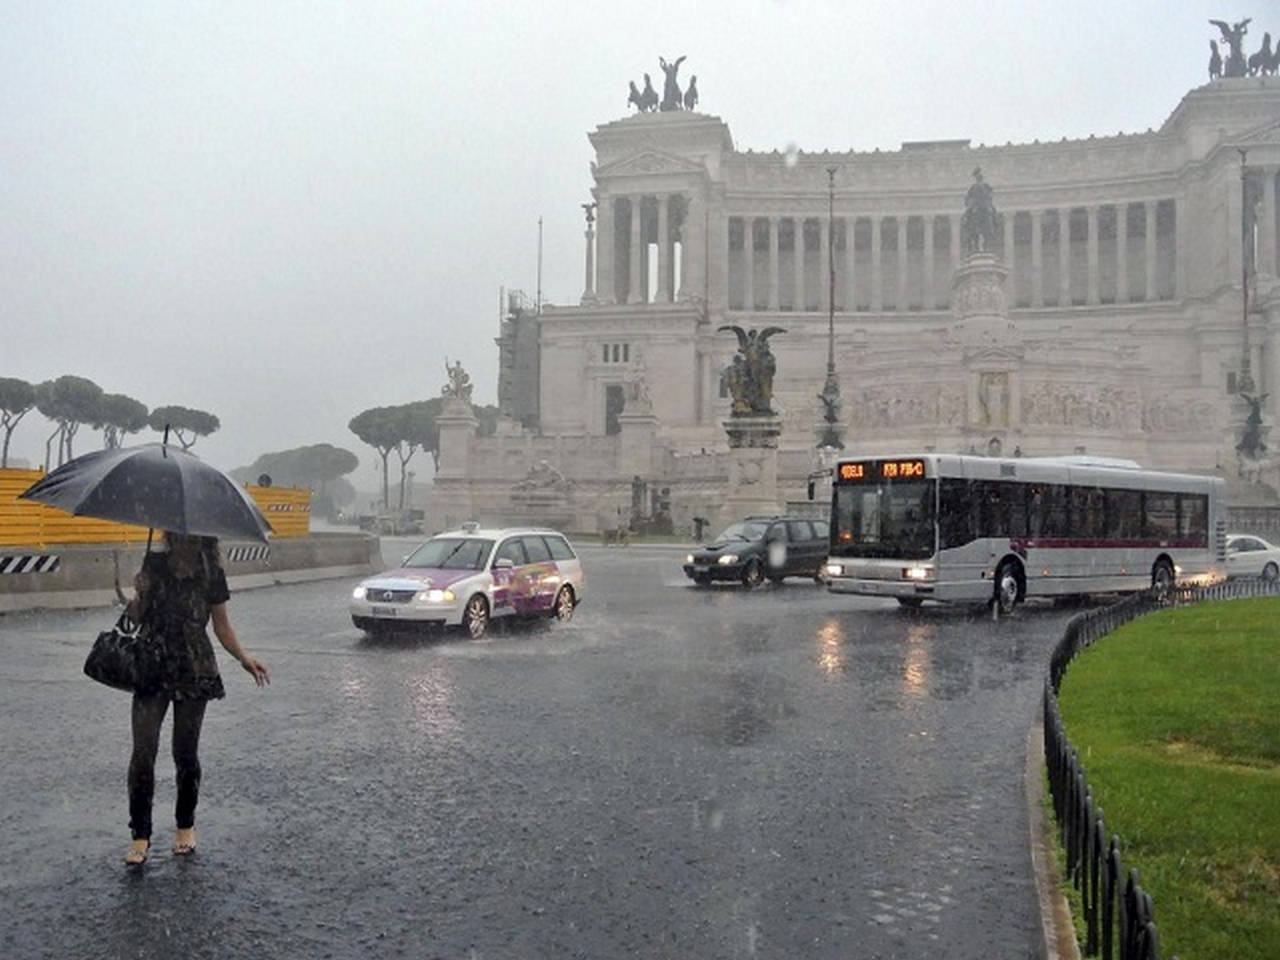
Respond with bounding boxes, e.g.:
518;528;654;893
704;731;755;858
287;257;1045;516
0;540;1085;959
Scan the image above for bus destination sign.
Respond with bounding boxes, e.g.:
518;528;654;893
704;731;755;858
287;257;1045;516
838;459;926;481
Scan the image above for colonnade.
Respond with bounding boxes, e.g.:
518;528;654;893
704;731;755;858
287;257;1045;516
723;200;1182;313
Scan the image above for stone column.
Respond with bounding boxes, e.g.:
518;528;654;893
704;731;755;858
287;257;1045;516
871;216;883;311
949;213;961;274
1144;201;1157;301
923;215;935;309
1003;210;1015;298
844;217;857;310
1030;210;1043;307
1086;205;1100;305
628;195;644;304
1262;171;1278;278
743;216;755;311
896;218;908;310
768;217;780;310
707;200;729;309
819;215;831;313
656;194;671;303
1174;196;1187;300
581;212;596;304
678;192;704;302
596;194;616;304
1116;203;1129;304
1058;207;1071;306
794;217;806;311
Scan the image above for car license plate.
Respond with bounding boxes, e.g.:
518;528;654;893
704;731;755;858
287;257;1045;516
371;605;398;616
693;566;710;573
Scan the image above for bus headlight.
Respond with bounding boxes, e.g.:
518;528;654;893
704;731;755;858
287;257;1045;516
825;562;844;578
903;565;935;581
718;554;739;565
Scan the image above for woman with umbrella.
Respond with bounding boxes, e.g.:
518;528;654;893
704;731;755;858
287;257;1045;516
20;440;272;865
122;531;270;864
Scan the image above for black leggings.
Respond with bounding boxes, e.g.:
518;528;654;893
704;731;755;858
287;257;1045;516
128;694;208;841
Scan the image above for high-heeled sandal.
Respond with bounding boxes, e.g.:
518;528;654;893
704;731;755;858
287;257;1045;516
173;829;196;856
124;840;150;866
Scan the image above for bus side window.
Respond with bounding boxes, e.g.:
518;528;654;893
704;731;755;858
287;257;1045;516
939;479;972;548
1144;493;1177;539
1039;485;1070;538
1004;482;1028;537
1177;494;1207;544
1105;489;1142;539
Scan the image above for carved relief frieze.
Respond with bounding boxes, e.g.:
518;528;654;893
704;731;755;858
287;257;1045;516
1021;382;1142;432
849;382;965;429
1141;395;1221;434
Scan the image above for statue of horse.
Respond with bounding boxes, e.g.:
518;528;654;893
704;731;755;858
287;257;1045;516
683;75;699;111
639;74;659;112
1247;32;1272;75
628;81;643;112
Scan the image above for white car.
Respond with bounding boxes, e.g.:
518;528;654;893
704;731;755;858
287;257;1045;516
1224;533;1280;581
350;523;585;638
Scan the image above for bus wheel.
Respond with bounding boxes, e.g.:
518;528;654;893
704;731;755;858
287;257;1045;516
1150;559;1175;601
994;560;1021;616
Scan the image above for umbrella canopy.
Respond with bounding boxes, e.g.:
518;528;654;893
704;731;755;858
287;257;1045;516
19;443;273;542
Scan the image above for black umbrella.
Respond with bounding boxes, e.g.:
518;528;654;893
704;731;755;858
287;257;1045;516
19;443;273;543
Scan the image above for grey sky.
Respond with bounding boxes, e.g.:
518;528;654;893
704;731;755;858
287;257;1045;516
1;1;1236;490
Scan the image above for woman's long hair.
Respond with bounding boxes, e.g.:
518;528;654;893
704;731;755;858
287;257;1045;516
163;532;222;582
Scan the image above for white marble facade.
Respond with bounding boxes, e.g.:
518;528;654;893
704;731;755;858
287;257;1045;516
429;78;1280;534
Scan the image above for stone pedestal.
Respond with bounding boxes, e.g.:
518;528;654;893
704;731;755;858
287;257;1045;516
424;396;478;534
617;408;658;478
719;416;782;526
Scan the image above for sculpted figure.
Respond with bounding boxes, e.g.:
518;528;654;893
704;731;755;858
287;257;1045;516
1210;18;1250;77
1237;392;1269;458
1247;32;1273;76
658;55;686;111
1209;39;1222;79
683;75;699;111
628;80;644;112
961;167;999;256
718;324;786;415
442;359;473;404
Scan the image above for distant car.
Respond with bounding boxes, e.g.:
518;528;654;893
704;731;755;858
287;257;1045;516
350;523;585;638
683;516;831;587
1224;533;1280;581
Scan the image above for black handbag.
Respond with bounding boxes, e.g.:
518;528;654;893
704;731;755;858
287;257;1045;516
84;611;160;693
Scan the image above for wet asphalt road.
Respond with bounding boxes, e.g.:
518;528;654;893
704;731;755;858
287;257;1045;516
0;540;1086;960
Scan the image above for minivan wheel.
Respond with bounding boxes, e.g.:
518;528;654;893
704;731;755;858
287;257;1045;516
462;595;489;639
552;586;575;621
742;559;764;588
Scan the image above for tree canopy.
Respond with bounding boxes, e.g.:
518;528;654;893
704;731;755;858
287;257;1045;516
149;405;220;449
94;393;150;449
0;377;36;468
35;375;103;466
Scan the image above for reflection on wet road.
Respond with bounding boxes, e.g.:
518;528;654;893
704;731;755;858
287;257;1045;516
0;541;1083;959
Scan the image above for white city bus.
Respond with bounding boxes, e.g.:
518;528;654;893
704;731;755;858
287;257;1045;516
823;454;1226;612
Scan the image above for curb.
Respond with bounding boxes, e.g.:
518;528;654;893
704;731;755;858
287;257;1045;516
1026;718;1082;960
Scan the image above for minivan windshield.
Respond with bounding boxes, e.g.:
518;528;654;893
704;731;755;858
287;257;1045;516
714;520;769;542
404;537;493;570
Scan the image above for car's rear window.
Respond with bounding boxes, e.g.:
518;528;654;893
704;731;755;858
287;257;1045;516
521;535;552;562
544;536;576;561
404;537;492;570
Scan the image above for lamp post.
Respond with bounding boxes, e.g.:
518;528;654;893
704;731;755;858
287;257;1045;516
817;167;844;449
1238;149;1256;394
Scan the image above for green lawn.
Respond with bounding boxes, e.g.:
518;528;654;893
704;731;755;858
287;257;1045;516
1056;598;1280;960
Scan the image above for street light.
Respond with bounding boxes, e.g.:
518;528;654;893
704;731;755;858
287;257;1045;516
817;166;844;449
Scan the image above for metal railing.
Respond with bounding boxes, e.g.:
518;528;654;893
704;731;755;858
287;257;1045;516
1043;577;1280;959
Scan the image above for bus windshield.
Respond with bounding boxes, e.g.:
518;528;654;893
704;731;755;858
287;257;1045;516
831;479;935;559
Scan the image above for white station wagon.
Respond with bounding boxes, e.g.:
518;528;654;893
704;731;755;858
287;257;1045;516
350;524;585;638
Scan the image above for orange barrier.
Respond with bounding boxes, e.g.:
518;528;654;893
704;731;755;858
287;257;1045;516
0;467;310;547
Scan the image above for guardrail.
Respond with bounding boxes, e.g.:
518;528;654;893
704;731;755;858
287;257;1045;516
0;468;310;545
1043;577;1280;960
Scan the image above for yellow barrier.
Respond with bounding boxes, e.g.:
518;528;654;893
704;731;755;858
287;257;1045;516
0;468;310;547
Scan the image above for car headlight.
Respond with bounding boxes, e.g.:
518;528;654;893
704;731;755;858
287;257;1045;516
718;554;739;565
903;565;935;581
416;588;456;604
352;586;367;600
685;554;695;564
825;562;843;578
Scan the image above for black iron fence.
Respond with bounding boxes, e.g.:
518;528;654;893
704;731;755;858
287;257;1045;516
1043;577;1280;959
